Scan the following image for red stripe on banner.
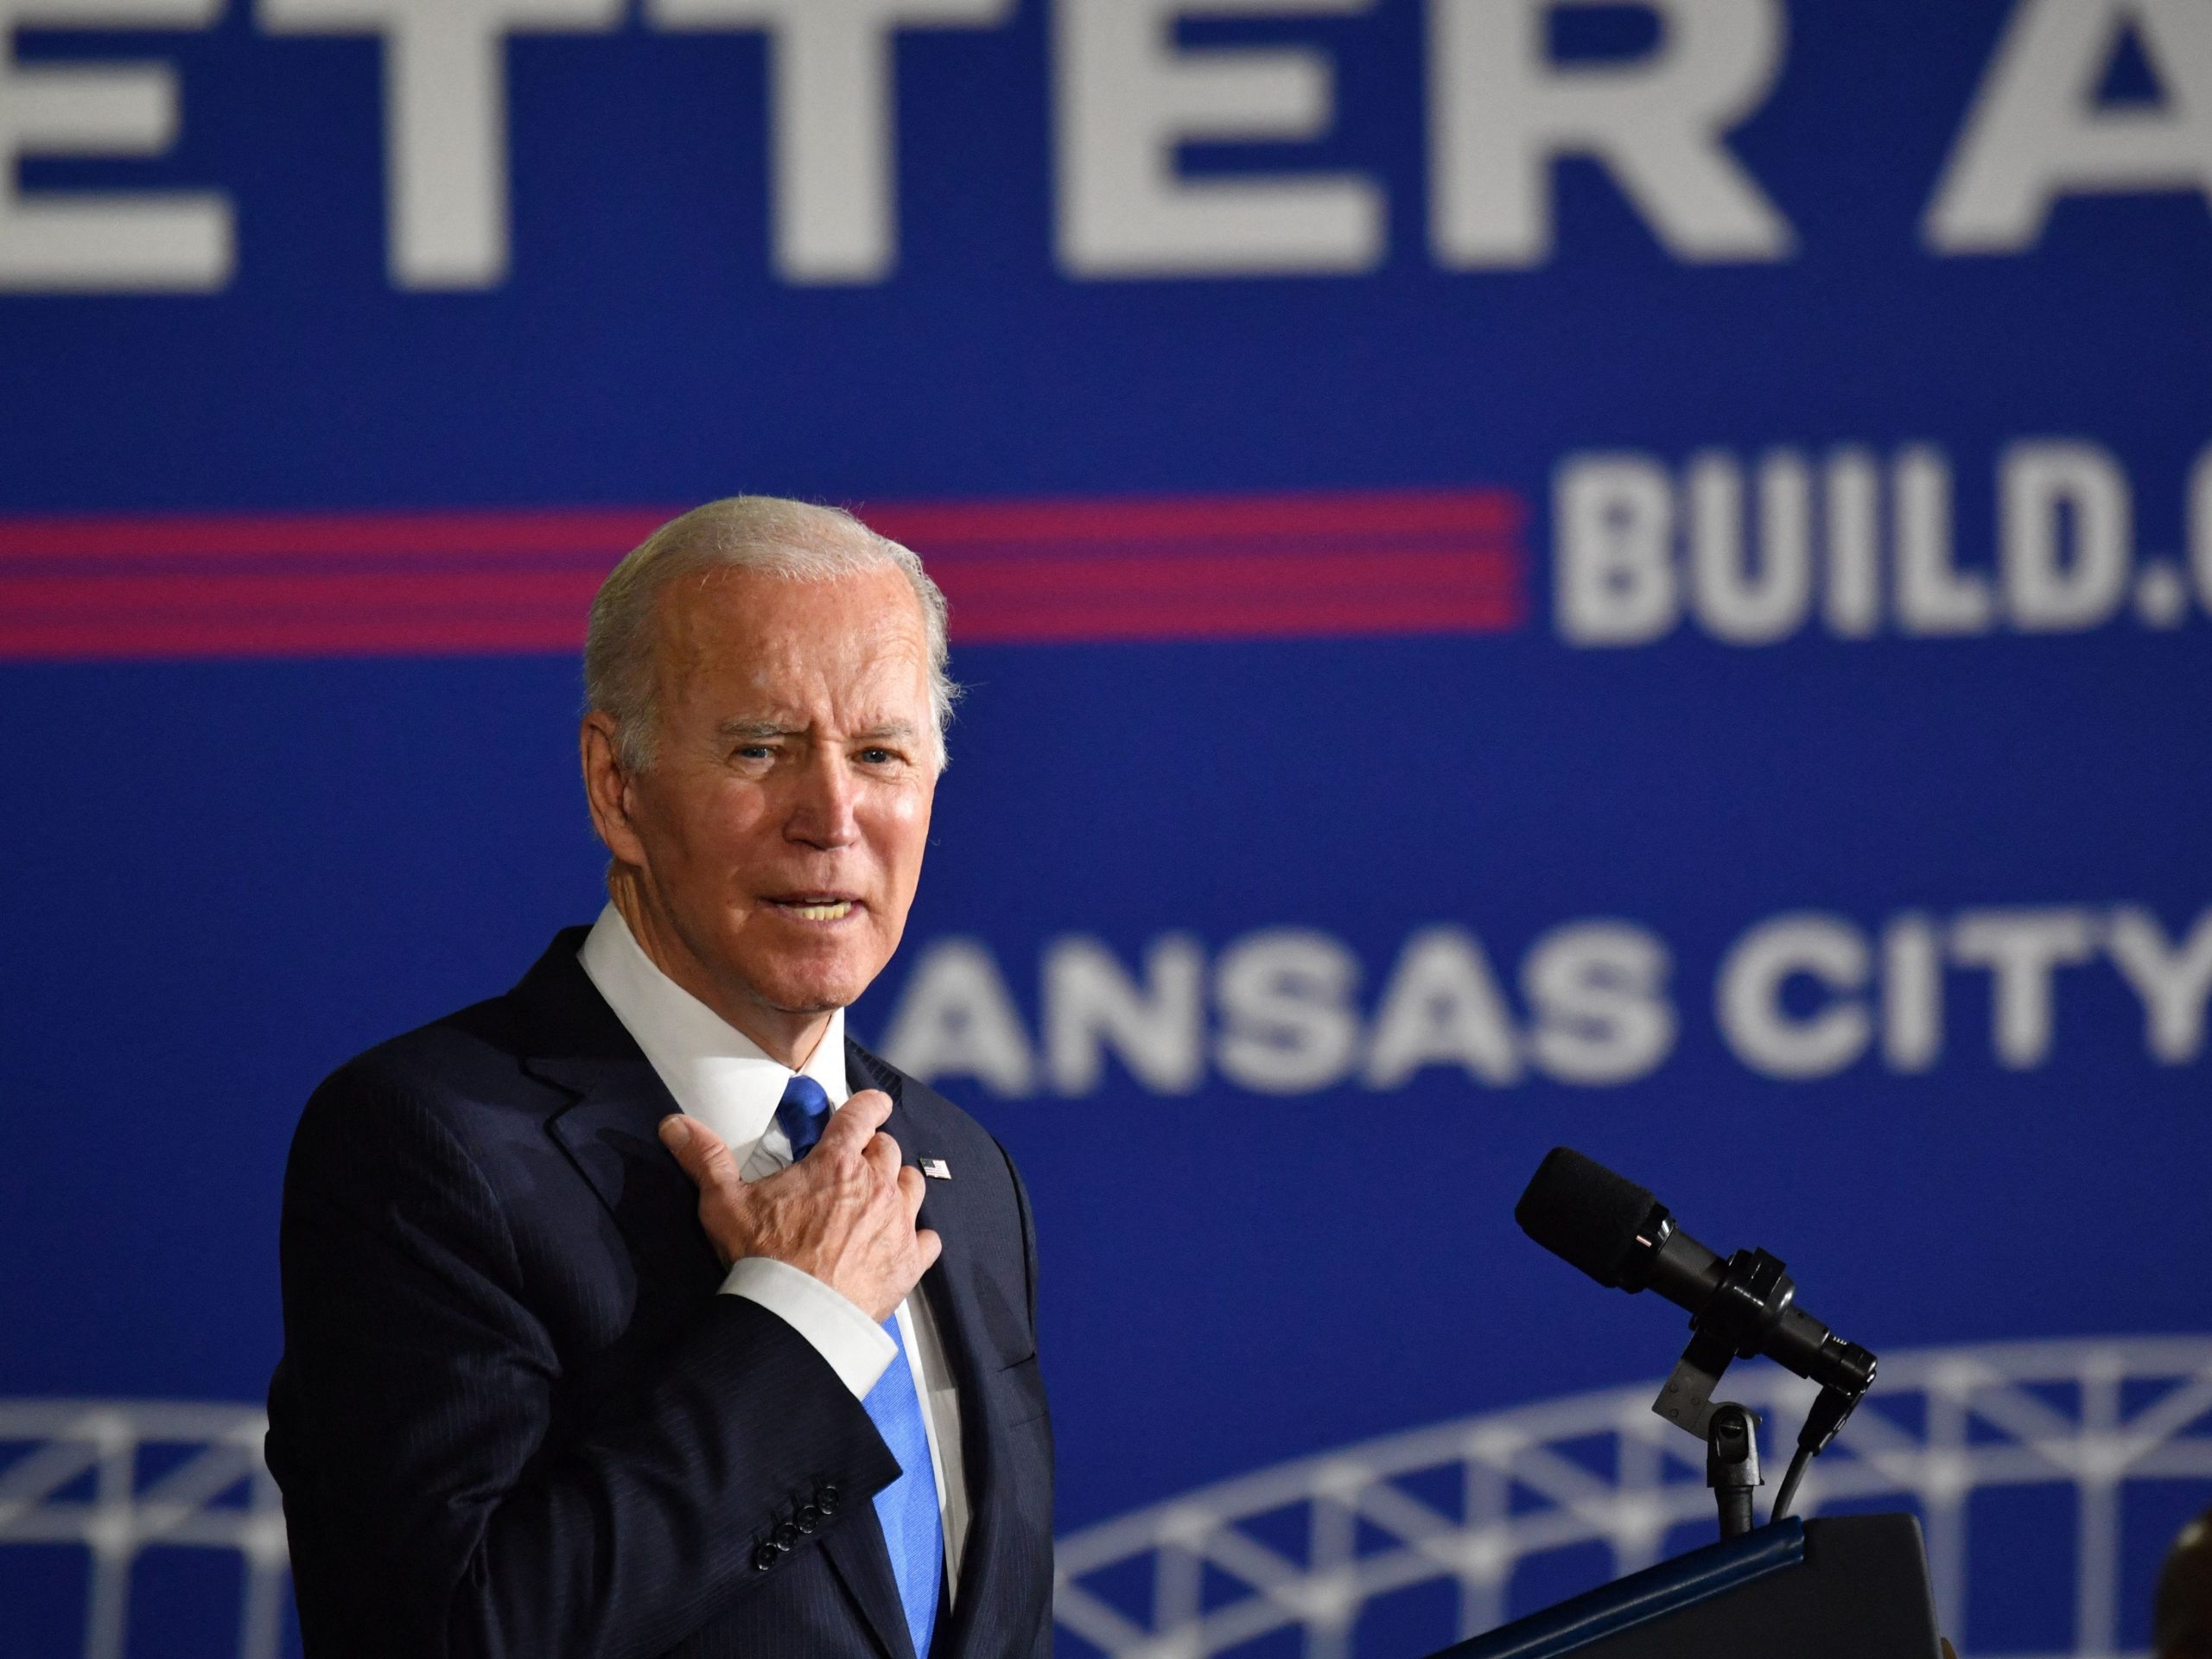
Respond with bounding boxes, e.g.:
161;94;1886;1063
0;508;673;563
0;491;1528;660
867;490;1523;547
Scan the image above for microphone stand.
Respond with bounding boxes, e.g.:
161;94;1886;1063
1647;1246;1871;1540
1704;1403;1762;1540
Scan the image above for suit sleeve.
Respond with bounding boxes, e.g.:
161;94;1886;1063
997;1136;1055;1659
270;1064;900;1659
1003;1139;1041;1344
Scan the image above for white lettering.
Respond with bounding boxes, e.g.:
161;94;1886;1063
651;0;1013;283
1521;920;1675;1084
1949;907;2098;1069
1054;0;1382;278
2107;907;2212;1064
1821;447;1882;639
1043;933;1205;1093
2000;440;2132;631
1717;913;1871;1079
1688;449;1815;645
1428;0;1793;268
1894;445;1993;635
1926;0;2212;253
1881;913;1943;1072
0;0;231;291
1555;453;1677;645
879;937;1037;1095
1214;928;1362;1093
262;0;621;289
1363;925;1522;1087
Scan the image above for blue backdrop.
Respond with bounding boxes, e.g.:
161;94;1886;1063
3;1;2210;1654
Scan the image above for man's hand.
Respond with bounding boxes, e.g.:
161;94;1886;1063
657;1090;941;1324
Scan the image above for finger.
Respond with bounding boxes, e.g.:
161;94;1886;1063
658;1114;740;1192
897;1164;926;1226
815;1089;893;1162
913;1227;944;1275
862;1130;902;1188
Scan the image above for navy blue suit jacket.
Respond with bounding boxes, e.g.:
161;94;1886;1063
267;929;1053;1659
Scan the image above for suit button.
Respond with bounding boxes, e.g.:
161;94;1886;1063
773;1522;800;1550
753;1542;779;1572
796;1504;821;1533
817;1485;841;1516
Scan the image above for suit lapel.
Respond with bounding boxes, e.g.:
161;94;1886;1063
852;1043;981;1382
513;940;934;1659
506;933;721;1287
537;1054;914;1659
537;1052;728;1289
812;1043;969;1659
849;1044;1003;1659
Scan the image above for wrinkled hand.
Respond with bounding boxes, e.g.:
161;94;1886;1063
658;1090;940;1324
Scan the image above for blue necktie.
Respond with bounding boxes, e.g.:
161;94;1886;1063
775;1074;944;1659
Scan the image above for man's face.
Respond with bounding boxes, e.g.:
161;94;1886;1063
612;561;938;1025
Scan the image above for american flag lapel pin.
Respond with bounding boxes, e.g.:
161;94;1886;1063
920;1157;952;1180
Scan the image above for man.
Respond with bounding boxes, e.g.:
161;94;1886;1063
266;497;1052;1659
2158;1507;2212;1659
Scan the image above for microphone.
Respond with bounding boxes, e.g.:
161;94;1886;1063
1515;1147;1876;1408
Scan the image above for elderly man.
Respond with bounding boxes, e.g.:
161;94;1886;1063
2159;1507;2212;1659
266;498;1052;1658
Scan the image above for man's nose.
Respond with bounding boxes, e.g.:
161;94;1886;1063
785;751;861;849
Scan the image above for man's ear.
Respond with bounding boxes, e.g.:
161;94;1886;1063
580;713;649;865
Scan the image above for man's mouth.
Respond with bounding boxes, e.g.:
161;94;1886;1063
766;894;861;922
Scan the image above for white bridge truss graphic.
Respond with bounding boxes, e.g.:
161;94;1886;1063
0;1400;287;1659
1052;1337;2212;1659
3;1338;2209;1659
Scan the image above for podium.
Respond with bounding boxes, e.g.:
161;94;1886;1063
1425;1514;1942;1659
1484;1149;1940;1655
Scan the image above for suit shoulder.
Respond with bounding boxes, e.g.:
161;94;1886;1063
307;925;601;1123
291;991;553;1179
312;990;529;1109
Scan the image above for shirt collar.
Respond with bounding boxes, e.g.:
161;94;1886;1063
576;901;849;1165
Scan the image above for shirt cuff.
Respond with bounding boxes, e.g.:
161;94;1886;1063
721;1257;897;1400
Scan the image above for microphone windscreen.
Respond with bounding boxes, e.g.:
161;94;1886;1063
1515;1147;1658;1290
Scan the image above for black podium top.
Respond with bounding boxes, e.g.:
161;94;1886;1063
1428;1515;1941;1659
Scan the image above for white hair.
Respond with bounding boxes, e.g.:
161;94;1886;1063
584;495;957;771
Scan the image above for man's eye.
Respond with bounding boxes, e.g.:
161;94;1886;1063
859;747;897;766
734;744;775;761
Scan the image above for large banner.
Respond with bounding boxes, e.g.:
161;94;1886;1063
3;2;2210;1654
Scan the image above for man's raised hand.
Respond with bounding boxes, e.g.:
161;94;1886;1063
657;1089;941;1324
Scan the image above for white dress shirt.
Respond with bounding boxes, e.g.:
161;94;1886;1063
578;903;969;1596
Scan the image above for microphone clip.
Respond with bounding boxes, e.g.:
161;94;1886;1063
1644;1244;1877;1538
1650;1246;1794;1439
